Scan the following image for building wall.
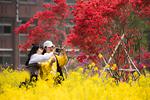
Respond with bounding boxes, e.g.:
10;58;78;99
0;0;75;66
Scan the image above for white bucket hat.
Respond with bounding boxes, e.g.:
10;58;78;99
43;40;55;48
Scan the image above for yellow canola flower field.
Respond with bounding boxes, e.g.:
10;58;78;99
0;68;150;100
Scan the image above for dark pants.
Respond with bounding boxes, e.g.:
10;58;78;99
26;63;40;82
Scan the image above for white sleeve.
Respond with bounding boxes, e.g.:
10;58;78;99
29;53;53;64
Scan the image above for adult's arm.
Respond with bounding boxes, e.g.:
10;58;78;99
29;53;53;64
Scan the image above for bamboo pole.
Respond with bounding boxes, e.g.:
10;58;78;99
100;34;125;77
108;34;125;64
123;46;141;75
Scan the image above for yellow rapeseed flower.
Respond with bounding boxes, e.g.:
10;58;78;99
98;53;103;59
143;65;146;68
91;62;96;66
94;67;98;71
104;64;110;68
0;67;150;100
111;64;118;70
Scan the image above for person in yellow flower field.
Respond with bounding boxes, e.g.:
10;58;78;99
40;40;68;84
19;44;55;88
39;40;56;79
25;44;54;82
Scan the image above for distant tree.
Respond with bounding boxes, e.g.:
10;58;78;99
15;0;69;51
65;0;150;66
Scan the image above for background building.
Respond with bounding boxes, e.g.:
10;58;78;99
0;0;75;68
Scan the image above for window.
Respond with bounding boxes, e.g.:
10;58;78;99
19;34;28;44
20;18;28;24
0;24;12;34
0;36;13;48
4;26;11;33
0;54;12;65
20;18;36;26
0;5;7;15
19;51;28;65
20;56;27;65
0;56;12;65
21;20;27;24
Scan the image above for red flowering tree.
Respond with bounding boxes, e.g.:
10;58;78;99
15;0;69;51
66;0;150;67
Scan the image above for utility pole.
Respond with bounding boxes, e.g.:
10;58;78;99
12;0;20;69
